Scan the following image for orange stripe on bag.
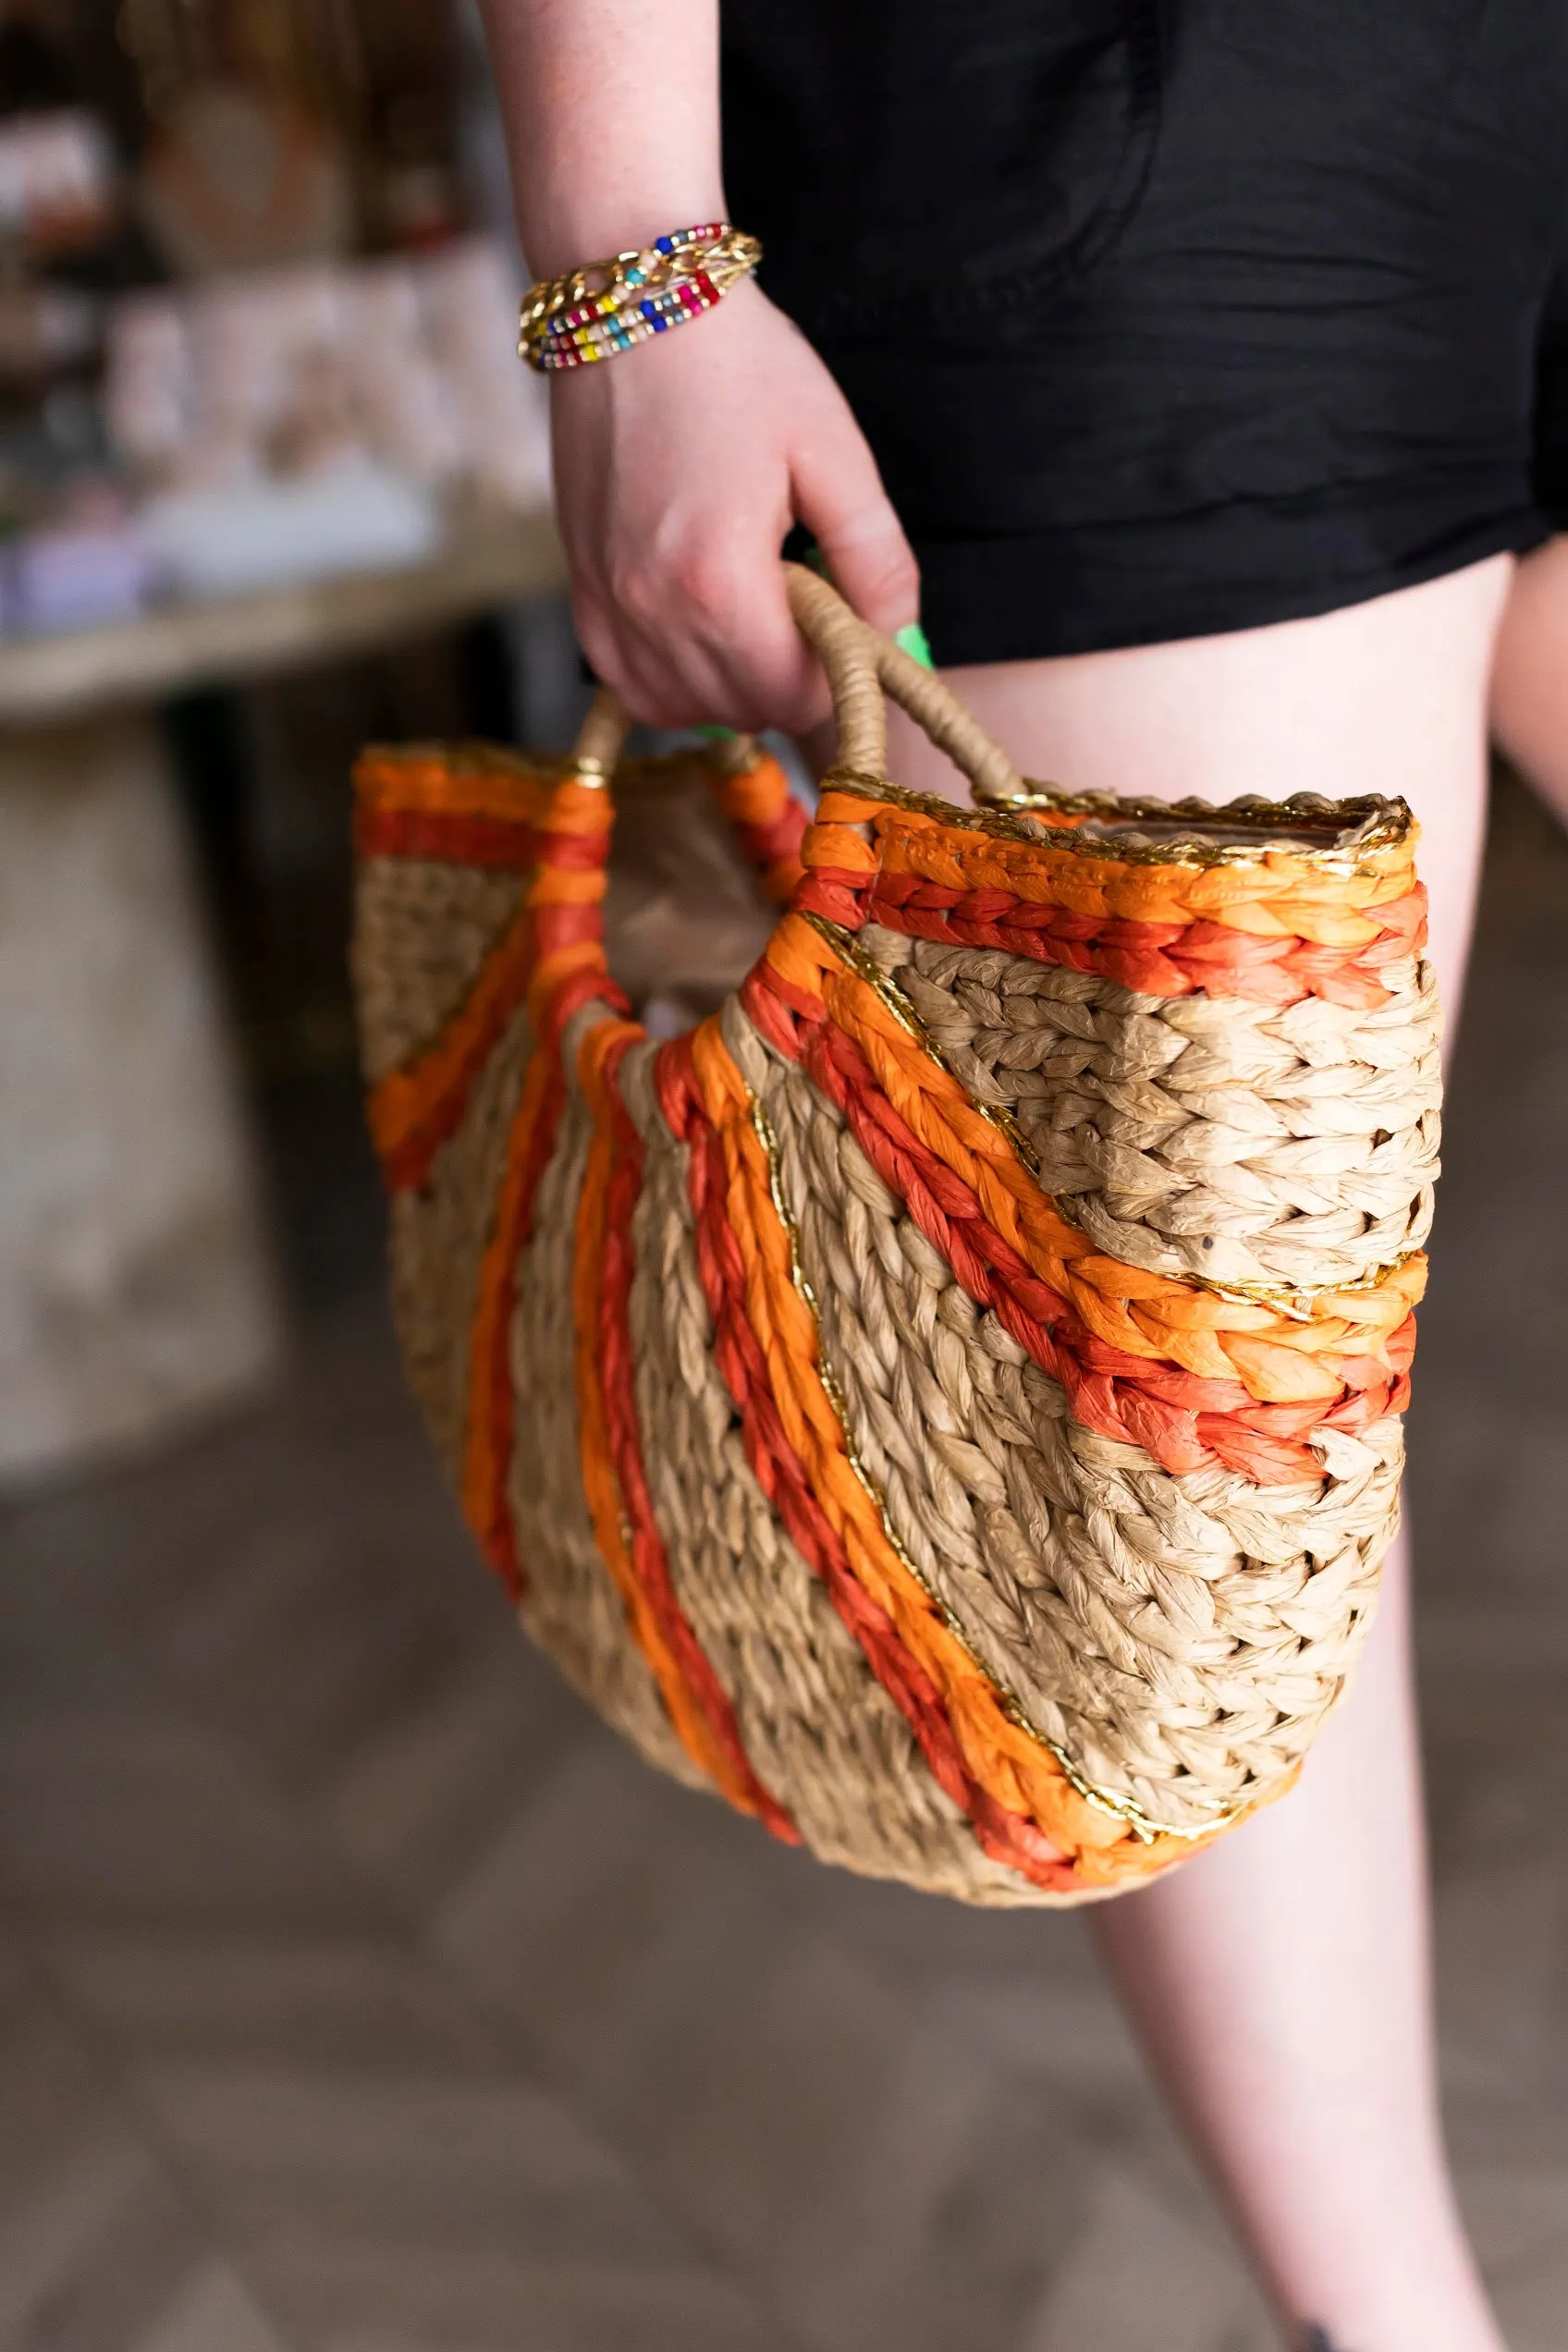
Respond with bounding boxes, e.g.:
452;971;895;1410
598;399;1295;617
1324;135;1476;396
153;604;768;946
686;1017;1207;1890
365;772;617;1191
460;1047;565;1593
655;1038;1090;1893
368;905;534;1192
573;1018;799;1823
754;913;1422;1405
661;1037;1100;1893
709;751;807;901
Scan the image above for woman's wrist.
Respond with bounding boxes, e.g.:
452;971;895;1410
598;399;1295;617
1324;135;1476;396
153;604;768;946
477;1;725;279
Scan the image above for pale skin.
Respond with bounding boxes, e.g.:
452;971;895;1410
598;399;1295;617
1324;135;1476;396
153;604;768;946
484;5;1568;2343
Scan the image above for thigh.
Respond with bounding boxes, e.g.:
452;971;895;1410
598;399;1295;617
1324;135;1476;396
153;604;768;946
1533;228;1568;531
884;557;1513;1023
1493;534;1568;821
1497;217;1568;811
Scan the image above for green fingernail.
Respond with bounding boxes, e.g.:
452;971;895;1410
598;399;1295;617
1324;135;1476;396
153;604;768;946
895;620;935;671
692;723;738;741
804;544;831;579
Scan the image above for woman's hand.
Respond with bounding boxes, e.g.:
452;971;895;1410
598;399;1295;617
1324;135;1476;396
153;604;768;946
548;278;919;731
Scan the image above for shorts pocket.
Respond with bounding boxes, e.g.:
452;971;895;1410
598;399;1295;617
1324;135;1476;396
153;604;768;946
724;0;1165;342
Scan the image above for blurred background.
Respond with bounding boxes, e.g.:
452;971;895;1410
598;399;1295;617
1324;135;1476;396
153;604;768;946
0;6;1566;2349
0;0;590;1499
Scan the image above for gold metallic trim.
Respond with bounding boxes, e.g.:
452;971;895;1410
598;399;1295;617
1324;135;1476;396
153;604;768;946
820;766;1415;875
748;1091;1248;1845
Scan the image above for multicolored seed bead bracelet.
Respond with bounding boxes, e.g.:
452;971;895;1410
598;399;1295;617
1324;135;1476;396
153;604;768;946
519;223;763;373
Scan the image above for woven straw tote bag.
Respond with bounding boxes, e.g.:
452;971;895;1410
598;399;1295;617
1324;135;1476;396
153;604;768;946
351;564;1440;1905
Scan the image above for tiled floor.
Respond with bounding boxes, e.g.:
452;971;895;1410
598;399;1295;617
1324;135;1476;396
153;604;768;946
3;771;1568;2352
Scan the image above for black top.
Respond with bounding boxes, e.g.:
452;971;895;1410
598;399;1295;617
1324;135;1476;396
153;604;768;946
721;0;1161;339
720;1;1568;660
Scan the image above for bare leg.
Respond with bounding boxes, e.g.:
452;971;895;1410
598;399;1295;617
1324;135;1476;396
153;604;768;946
889;558;1512;2350
1490;533;1568;824
1096;1538;1495;2352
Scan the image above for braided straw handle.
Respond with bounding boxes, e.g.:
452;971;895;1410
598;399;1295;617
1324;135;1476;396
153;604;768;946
780;563;1024;801
565;562;1024;802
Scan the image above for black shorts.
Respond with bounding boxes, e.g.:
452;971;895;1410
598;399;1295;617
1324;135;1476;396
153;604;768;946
721;0;1568;663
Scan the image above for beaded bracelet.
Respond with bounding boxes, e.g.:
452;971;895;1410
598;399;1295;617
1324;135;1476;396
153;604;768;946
519;222;762;373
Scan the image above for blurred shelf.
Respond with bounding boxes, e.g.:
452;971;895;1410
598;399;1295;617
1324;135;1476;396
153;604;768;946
0;507;567;729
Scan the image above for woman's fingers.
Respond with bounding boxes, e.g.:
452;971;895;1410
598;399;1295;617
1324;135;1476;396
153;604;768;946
575;519;827;731
791;422;922;641
574;556;820;731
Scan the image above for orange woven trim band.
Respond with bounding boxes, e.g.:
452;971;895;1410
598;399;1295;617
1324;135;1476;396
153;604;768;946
354;748;552;827
661;1023;1206;1892
770;912;1423;1352
742;918;1417;1482
522;782;628;1040
807;791;1418;943
358;741;811;899
354;803;540;871
815;955;1424;1384
459;1047;566;1595
368;904;534;1193
800;984;1398;1481
709;752;807;903
795;861;1427;1012
754;914;1422;1362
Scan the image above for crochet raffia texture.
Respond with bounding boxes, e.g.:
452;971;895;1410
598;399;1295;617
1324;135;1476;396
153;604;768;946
350;592;1439;1903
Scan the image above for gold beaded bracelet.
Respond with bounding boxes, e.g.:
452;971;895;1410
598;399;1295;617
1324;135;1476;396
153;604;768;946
518;222;762;373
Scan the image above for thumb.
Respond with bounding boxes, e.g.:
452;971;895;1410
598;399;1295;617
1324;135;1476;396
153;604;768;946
790;425;922;641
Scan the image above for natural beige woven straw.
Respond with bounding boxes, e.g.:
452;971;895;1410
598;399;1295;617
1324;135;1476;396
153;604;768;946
351;566;1439;1904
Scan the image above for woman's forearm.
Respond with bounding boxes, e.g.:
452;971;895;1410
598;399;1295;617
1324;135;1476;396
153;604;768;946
477;0;726;276
473;0;917;727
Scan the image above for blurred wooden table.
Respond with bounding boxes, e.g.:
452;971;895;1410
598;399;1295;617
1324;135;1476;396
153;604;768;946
0;509;566;1482
0;507;567;727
